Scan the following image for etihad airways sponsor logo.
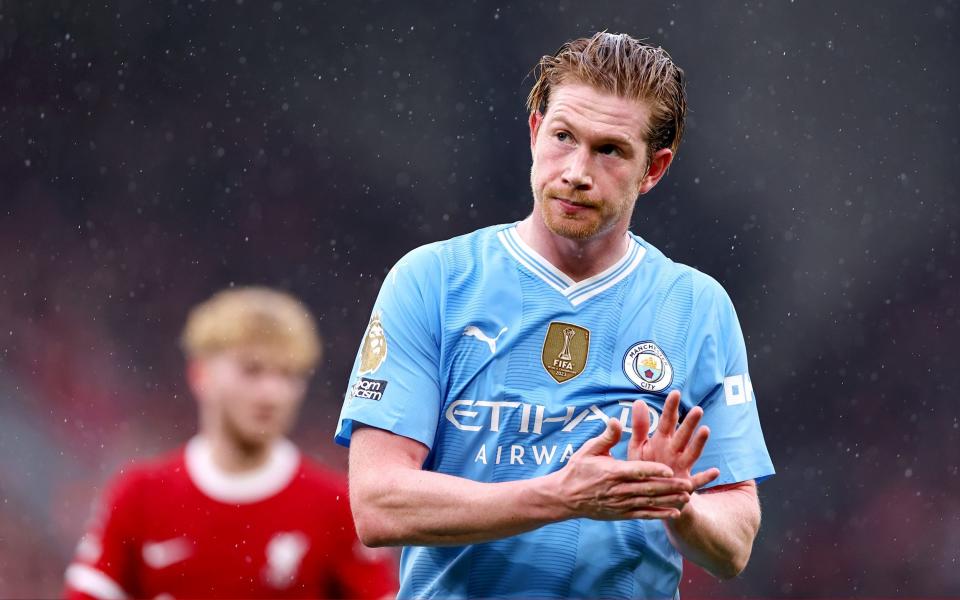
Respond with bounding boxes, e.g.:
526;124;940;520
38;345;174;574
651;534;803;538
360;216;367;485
445;399;660;436
474;441;578;465
447;400;665;467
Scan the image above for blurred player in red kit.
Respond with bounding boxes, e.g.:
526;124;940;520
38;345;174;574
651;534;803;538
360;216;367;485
65;287;398;599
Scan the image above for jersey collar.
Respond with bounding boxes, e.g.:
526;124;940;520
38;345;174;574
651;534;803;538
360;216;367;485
497;224;646;306
184;435;300;504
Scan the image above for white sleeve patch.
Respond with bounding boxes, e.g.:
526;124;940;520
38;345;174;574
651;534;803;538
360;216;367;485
65;564;128;600
723;374;754;406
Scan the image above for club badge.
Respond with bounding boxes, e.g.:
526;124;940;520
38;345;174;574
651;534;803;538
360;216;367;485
623;341;673;393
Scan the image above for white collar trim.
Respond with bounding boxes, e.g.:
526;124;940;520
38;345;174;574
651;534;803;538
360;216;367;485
497;225;646;306
185;436;300;504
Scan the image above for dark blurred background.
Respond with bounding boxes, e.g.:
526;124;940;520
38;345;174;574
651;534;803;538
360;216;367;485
1;0;958;597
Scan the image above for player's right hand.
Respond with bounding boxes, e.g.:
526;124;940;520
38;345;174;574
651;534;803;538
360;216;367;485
549;418;694;521
628;391;720;492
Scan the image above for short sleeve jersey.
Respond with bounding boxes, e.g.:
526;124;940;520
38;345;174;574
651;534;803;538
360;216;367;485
65;438;398;599
335;223;774;599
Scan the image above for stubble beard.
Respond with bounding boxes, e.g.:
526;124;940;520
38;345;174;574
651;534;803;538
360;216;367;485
533;181;620;241
542;203;602;240
531;180;594;242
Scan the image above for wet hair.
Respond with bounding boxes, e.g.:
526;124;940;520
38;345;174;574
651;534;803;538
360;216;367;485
181;286;321;374
527;31;687;160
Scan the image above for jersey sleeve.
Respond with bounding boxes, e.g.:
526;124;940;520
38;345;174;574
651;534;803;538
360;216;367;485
64;470;142;600
684;277;775;488
335;243;445;449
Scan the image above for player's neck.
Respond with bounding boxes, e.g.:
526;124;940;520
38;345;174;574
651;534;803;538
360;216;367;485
205;430;274;474
517;216;630;282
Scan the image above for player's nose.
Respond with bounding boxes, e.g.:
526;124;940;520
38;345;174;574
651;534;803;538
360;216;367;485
255;372;299;399
562;147;593;190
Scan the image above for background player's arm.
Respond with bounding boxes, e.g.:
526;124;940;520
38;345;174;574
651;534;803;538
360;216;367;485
64;473;140;600
664;480;760;580
348;421;714;547
326;491;400;599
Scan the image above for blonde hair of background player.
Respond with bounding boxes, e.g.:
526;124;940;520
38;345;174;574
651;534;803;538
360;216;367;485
181;286;322;374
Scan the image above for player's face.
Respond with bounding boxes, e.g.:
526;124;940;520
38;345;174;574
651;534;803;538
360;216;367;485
196;348;308;445
529;82;665;241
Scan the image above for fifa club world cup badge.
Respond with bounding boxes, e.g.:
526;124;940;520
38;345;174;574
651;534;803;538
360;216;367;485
541;321;590;383
623;341;673;393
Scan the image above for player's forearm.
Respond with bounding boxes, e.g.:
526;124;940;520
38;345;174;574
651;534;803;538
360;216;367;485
352;465;566;546
664;481;760;580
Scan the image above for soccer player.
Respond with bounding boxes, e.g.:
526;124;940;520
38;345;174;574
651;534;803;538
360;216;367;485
336;32;775;599
65;287;398;599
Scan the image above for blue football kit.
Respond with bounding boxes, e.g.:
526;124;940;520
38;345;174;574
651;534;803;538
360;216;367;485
336;223;774;599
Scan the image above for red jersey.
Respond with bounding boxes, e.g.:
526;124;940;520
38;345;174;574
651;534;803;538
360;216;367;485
65;437;397;599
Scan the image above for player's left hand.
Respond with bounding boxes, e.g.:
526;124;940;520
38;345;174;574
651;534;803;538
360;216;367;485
628;390;720;493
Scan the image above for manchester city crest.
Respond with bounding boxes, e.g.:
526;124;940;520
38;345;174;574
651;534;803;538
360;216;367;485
622;341;673;393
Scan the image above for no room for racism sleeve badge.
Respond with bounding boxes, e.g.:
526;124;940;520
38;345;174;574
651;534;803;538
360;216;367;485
350;312;389;402
622;341;673;393
541;321;590;383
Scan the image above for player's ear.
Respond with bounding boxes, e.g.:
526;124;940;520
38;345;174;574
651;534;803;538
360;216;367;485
186;359;208;400
638;148;674;195
529;111;543;153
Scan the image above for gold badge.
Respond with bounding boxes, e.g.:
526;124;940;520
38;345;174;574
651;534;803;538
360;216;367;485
541;321;590;383
358;312;388;375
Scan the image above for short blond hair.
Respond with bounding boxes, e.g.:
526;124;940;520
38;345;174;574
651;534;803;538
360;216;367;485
181;286;321;373
527;32;687;160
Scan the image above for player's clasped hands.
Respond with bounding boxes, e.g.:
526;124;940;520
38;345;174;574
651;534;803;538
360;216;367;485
552;390;720;522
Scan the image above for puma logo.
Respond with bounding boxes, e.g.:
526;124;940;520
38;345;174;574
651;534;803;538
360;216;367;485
463;325;508;355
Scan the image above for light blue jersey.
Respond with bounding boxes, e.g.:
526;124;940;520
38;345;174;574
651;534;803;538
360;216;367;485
335;223;774;599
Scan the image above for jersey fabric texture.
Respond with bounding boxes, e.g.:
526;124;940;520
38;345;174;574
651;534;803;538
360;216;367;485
65;436;398;599
336;222;774;599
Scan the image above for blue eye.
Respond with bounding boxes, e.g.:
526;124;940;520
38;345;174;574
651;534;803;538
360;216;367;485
556;132;571;143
